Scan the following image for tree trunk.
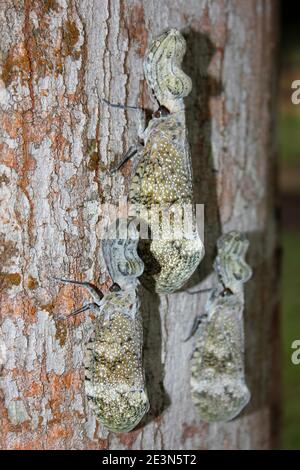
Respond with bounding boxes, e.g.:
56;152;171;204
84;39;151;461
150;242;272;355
0;0;279;450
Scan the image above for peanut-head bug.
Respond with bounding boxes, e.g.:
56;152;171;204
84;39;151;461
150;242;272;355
107;29;204;293
189;231;252;422
55;218;149;432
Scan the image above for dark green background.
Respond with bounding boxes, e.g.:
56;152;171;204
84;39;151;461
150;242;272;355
280;1;300;449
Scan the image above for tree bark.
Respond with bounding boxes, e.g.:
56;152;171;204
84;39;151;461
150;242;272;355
0;0;279;450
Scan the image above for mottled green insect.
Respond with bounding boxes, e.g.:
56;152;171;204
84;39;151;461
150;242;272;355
190;231;252;422
55;218;149;432
116;29;205;293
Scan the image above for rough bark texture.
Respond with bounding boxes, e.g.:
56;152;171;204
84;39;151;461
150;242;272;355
0;0;279;450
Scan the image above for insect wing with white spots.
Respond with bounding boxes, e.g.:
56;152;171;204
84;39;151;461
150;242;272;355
84;218;149;432
190;231;252;422
84;288;149;433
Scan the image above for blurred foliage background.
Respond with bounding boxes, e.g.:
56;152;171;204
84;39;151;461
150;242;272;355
280;1;300;449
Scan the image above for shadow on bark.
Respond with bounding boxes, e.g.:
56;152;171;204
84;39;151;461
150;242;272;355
181;28;223;290
242;229;281;445
138;287;170;428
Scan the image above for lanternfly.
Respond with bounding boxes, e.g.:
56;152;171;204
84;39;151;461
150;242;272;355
190;231;252;422
55;218;149;432
110;29;205;293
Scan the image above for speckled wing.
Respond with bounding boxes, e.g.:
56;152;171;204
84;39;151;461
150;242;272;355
129;134;192;209
190;293;250;422
84;289;149;433
190;231;252;422
128;118;204;293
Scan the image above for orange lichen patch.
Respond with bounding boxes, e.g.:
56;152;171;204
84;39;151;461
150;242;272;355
24;303;37;318
0;142;18;170
87;151;99;172
5;2;64;89
24;381;44;398
27;275;38;290
0;405;35;440
62;371;82;391
0;293;35;319
55;320;67;347
62;372;73;390
48;374;66;402
46;424;70;445
18;108;37;248
6;421;30;436
47;407;65;426
10;438;45;450
0;234;18;267
40;302;54;314
89;439;109;450
43;0;60;13
55;283;86;314
71;217;80;226
126;4;148;57
18;146;36;172
2;113;23;139
138;78;148;109
47;371;83;403
0;272;21;289
1;44;30;87
181;422;207;444
66;92;82;103
117;428;140;449
62;20;80;57
64;175;77;189
53;134;69;161
28;118;59;148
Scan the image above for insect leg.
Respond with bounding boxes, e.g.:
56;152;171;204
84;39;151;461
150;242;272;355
69;302;99;317
110;146;139;173
52;277;103;304
184;312;208;342
102;98;145;111
56;302;100;321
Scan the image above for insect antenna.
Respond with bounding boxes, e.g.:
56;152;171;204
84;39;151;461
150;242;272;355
184;313;208;342
110;146;138;173
102;98;145;112
56;302;99;321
